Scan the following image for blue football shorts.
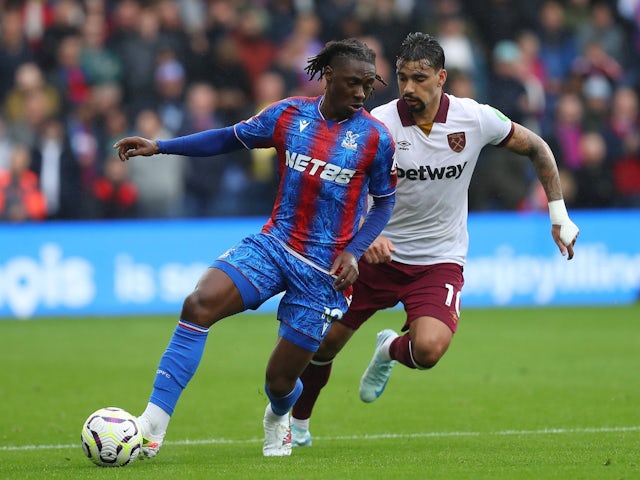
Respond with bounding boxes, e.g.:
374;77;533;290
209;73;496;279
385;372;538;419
211;233;352;352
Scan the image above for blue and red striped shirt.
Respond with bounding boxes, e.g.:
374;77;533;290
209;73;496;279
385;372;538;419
235;96;396;269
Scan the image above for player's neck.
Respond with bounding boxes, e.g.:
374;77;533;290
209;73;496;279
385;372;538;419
411;93;442;125
319;96;347;123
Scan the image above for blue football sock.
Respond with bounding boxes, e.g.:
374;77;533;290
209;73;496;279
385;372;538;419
150;320;209;415
265;378;303;416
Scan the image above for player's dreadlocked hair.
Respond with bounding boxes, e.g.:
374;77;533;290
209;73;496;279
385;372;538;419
305;38;386;86
396;32;445;71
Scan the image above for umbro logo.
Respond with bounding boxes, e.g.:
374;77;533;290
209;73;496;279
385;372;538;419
397;140;411;151
299;120;310;132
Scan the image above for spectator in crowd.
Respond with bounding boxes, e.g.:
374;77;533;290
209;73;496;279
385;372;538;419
602;86;640;206
358;0;421;57
313;0;358;44
515;29;547;132
434;13;488;102
154;51;188;135
17;0;55;53
90;82;128;160
0;7;35;101
110;3;163;115
3;62;60;128
274;12;324;96
50;32;92;113
570;39;623;90
230;5;277;94
96;105;130;164
444;68;477;99
201;36;254;122
265;0;300;44
465;0;536;53
488;40;531;126
90;154;138;219
79;11;123;88
536;1;579;112
178;81;253;217
582;74;613;130
30;117;82;220
127;108;185;218
0;143;47;222
0;116;13;170
616;0;640;87
245;69;288;215
155;0;192;64
573;130;616;208
37;0;85;74
575;1;627;68
66;102;101;208
545;92;586;172
0;0;637;222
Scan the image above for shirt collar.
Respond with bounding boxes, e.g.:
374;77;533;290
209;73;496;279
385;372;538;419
396;93;450;126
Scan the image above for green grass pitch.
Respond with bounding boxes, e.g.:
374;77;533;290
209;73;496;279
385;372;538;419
1;305;638;479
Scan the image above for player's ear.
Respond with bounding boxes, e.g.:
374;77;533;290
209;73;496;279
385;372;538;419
323;65;334;83
438;68;447;88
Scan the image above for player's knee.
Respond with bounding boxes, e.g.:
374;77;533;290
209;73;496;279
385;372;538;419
411;338;449;370
265;373;298;398
181;290;214;327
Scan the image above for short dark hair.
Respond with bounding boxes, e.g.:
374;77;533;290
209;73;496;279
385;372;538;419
305;38;386;85
397;32;445;71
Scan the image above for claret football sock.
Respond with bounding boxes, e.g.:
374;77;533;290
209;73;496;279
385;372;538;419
291;359;333;420
388;333;418;369
149;319;210;415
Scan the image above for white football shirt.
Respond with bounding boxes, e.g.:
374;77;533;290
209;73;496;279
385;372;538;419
371;94;514;266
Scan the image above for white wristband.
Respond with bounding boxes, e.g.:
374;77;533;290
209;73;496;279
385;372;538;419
548;199;569;225
548;199;579;246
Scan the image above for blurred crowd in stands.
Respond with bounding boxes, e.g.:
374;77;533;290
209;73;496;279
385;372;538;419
0;0;639;222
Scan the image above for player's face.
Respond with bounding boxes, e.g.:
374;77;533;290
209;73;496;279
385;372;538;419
322;58;377;121
396;60;446;120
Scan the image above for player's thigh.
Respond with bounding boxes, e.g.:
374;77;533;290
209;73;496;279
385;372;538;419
182;267;245;324
402;263;464;333
315;322;356;360
340;261;402;330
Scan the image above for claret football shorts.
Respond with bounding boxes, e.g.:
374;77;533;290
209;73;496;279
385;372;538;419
341;260;464;333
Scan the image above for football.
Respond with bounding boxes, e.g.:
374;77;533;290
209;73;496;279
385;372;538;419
80;407;142;467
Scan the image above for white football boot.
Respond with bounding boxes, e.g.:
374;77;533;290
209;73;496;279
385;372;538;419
359;329;398;403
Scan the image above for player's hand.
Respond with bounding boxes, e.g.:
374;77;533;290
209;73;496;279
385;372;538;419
113;136;159;162
552;221;579;260
363;236;396;264
330;251;359;291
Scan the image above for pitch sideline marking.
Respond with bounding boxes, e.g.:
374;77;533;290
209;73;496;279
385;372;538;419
1;425;639;452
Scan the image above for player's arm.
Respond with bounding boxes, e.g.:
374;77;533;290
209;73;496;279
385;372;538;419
114;127;243;161
503;122;579;259
331;193;395;290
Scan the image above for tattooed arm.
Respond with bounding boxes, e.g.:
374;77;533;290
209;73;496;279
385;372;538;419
503;122;579;259
504;122;563;202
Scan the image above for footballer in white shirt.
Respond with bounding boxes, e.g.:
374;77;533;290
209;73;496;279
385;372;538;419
290;32;579;446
